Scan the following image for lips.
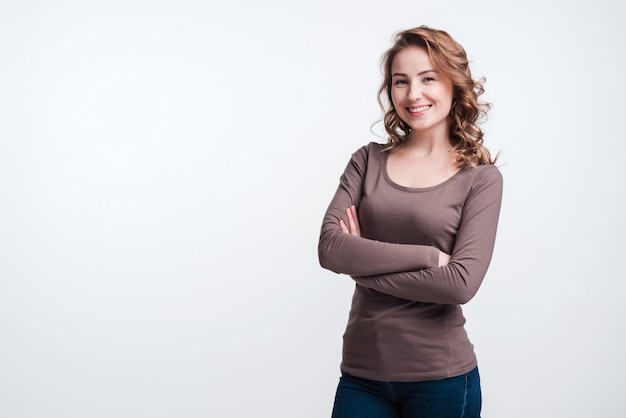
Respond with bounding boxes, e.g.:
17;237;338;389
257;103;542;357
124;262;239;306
408;105;432;114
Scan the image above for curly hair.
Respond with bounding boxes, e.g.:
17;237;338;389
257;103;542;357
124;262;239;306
378;26;496;167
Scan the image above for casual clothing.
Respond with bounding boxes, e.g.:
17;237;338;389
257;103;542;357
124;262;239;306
318;142;503;382
331;367;482;418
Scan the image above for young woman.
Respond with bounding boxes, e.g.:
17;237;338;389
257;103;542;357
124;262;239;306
318;26;502;418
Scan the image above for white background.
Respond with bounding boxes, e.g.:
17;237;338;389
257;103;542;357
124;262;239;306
1;0;625;417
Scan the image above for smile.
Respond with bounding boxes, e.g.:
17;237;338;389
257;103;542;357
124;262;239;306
408;105;432;114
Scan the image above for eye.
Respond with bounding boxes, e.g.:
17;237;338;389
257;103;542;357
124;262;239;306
393;79;408;86
422;76;436;83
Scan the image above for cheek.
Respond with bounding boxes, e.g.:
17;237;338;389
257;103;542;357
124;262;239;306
390;89;402;109
443;93;453;109
443;85;455;106
435;86;453;111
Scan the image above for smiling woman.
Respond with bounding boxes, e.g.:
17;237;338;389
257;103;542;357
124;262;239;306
318;26;502;418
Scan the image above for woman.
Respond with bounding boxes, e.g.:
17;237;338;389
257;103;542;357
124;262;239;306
318;26;502;418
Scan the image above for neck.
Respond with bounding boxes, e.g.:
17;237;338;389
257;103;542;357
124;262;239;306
403;129;453;157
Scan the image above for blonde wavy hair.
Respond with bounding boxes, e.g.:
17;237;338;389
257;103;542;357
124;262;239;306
378;26;496;167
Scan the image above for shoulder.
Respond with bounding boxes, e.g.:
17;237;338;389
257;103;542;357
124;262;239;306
463;164;502;183
464;164;503;196
450;164;502;198
471;164;502;183
353;141;386;155
351;141;386;161
348;141;386;166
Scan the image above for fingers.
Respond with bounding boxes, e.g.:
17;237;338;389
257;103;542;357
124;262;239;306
345;205;361;236
438;251;451;267
339;205;361;236
350;205;361;235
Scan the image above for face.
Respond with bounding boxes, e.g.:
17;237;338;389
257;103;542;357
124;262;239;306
390;46;454;138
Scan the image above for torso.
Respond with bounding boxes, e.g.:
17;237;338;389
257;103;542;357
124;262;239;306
337;142;502;381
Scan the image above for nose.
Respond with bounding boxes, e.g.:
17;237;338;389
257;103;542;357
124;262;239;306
408;83;423;101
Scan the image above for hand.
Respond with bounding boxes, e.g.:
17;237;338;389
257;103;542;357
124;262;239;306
438;251;451;267
339;205;361;237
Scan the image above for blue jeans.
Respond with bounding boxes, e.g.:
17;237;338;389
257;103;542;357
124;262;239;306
331;368;481;418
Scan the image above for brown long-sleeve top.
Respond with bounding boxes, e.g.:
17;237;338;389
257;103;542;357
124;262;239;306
318;142;503;382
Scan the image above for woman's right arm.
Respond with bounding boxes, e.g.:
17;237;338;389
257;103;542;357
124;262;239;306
318;145;440;276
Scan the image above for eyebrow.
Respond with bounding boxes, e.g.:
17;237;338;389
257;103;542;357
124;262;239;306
392;69;437;77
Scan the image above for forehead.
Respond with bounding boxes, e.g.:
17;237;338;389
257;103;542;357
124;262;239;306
391;46;433;72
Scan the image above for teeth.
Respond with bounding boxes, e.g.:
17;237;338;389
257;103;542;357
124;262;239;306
409;105;431;113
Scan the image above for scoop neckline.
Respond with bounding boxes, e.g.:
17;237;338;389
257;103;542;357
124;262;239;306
381;149;465;192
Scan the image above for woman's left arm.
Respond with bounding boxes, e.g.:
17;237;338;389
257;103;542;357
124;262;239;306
352;166;503;305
